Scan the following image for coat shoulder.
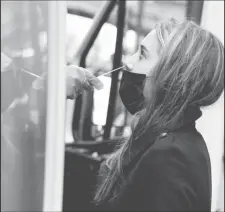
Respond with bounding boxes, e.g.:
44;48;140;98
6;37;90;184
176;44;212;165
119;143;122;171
136;129;208;176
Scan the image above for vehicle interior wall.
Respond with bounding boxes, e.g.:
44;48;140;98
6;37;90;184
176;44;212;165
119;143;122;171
197;1;224;211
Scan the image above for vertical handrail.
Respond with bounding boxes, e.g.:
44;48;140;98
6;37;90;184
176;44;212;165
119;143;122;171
186;1;204;25
77;1;117;65
135;1;145;50
43;1;67;211
103;0;126;139
72;0;117;139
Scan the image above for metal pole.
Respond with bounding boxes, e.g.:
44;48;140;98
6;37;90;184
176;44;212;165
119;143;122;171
71;0;117;140
103;0;126;139
135;1;144;50
43;1;66;211
186;0;204;25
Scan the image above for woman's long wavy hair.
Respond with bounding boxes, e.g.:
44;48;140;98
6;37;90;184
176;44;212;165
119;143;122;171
94;19;224;204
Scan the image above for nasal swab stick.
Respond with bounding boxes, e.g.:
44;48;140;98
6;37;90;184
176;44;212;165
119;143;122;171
97;66;126;77
21;68;42;78
21;65;126;79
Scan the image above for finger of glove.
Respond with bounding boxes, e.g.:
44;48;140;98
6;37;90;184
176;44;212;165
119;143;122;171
84;69;104;90
83;80;94;91
67;77;82;99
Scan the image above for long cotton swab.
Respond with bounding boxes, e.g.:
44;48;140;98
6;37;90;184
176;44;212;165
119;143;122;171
21;65;126;79
21;68;42;78
97;66;126;77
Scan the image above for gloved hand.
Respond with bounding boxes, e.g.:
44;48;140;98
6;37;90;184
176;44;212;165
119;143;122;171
28;65;104;125
66;65;104;99
31;65;104;100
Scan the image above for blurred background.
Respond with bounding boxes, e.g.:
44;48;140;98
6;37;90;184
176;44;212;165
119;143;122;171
1;1;224;211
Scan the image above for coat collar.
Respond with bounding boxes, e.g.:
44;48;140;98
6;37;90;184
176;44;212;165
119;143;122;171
122;106;202;170
165;106;202;133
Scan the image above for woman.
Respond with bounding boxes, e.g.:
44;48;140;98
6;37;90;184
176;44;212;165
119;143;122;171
93;19;224;211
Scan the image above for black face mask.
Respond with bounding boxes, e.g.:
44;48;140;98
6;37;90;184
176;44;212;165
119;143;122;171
119;71;146;115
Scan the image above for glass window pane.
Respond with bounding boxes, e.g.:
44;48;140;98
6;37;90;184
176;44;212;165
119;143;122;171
1;1;48;210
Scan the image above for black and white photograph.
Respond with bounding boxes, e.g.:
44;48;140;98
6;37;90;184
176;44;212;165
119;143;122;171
1;1;224;211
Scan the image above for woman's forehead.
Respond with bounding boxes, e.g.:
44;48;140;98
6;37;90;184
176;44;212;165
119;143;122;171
141;30;160;54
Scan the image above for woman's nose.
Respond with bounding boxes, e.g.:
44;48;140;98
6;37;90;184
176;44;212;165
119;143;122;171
122;53;138;71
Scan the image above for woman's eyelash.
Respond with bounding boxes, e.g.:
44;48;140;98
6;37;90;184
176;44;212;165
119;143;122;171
139;50;145;59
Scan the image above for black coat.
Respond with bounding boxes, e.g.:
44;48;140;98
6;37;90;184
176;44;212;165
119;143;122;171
97;107;211;211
